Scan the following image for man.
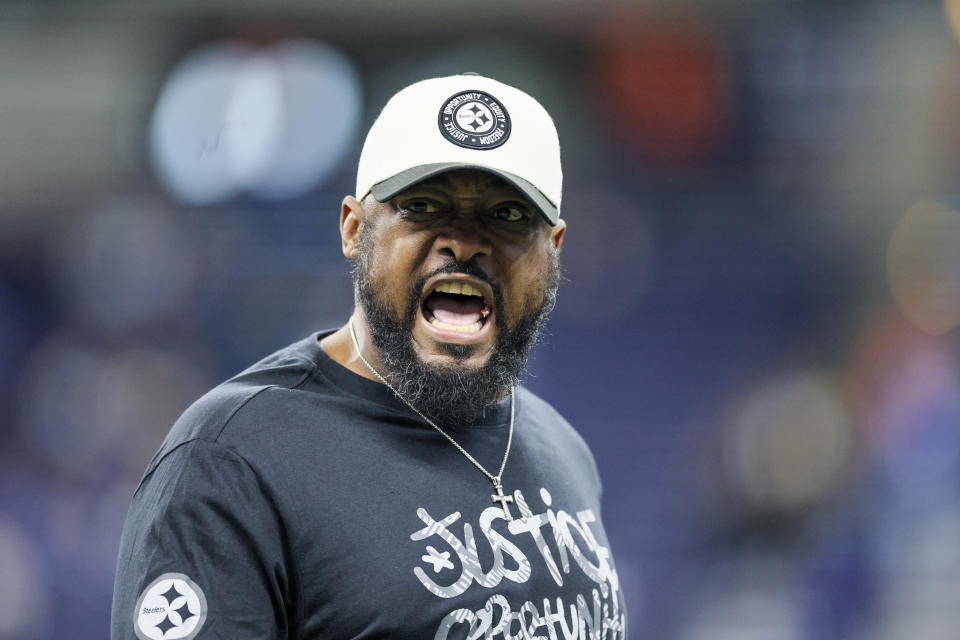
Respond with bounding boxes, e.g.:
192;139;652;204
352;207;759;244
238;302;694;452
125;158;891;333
112;73;626;640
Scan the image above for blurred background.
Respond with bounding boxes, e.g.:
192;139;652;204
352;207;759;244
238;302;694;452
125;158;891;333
2;0;960;638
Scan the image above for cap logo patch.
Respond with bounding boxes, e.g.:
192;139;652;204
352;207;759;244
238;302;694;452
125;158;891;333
133;573;208;640
438;90;511;150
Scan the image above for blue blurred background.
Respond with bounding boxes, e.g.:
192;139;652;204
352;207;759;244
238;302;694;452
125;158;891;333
2;1;960;638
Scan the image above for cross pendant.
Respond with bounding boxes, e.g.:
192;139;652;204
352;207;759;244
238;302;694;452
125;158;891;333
491;481;514;521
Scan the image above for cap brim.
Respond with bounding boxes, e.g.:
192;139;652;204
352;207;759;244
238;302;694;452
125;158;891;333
369;163;559;226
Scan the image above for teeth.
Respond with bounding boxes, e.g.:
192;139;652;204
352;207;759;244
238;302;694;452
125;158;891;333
435;282;458;295
462;283;481;297
429;317;483;333
434;281;482;297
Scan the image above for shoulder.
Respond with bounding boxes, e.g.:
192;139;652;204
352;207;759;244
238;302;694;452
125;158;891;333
139;335;323;484
516;386;585;443
515;385;601;483
135;438;258;503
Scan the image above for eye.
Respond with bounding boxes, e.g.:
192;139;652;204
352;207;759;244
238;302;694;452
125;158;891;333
490;202;530;223
399;197;446;214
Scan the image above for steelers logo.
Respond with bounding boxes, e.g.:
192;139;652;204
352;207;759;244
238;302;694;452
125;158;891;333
438;90;511;150
133;573;208;640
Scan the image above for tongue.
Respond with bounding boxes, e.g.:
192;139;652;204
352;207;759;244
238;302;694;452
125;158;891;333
425;294;484;326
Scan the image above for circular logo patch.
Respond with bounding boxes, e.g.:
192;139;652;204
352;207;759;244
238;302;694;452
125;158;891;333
133;573;208;640
438;90;511;150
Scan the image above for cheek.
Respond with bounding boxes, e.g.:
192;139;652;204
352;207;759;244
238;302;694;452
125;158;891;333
366;236;426;305
504;250;554;318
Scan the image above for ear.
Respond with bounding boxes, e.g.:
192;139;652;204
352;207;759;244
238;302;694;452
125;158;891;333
550;218;567;252
340;195;365;259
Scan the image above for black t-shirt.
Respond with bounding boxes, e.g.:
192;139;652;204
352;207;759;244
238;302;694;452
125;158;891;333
111;332;627;640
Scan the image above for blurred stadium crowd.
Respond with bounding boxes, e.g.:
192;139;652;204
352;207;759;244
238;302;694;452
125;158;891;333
2;2;960;638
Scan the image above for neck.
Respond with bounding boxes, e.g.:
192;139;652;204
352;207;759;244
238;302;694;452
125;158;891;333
318;312;384;383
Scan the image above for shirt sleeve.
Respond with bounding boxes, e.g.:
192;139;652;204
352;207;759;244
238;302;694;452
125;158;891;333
111;439;295;640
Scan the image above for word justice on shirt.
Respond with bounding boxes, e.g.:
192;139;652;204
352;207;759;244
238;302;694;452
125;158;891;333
410;487;626;640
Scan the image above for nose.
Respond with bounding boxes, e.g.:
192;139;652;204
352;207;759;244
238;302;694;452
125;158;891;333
434;213;492;263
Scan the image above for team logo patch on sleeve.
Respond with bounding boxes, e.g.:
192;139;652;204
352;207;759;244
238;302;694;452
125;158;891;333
438;90;511;150
133;573;208;640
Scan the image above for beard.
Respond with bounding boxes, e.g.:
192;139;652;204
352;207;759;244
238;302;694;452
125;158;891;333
352;226;559;427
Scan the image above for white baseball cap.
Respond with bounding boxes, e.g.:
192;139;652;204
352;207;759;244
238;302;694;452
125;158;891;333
355;73;562;225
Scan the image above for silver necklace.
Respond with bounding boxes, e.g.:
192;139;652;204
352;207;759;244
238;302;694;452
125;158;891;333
348;318;516;520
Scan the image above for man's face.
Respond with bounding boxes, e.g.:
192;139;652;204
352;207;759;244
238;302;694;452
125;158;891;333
350;169;565;425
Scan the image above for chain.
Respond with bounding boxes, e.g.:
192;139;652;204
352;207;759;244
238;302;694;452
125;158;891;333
348;318;514;486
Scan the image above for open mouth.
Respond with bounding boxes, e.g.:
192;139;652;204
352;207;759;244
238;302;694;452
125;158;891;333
421;279;493;335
